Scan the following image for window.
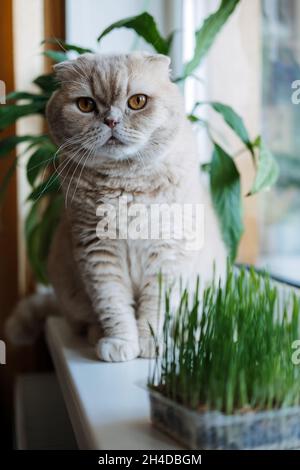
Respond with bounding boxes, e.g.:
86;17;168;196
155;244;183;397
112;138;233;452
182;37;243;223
260;0;300;283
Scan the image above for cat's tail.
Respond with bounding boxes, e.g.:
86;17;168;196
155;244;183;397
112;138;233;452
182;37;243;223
5;289;60;346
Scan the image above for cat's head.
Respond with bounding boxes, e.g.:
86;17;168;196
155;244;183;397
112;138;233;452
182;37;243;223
46;52;184;166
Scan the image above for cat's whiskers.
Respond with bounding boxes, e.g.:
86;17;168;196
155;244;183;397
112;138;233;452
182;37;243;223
52;36;67;53
19;154;55;175
56;134;94;166
17;135;80;177
34;137;83;202
39;135;83;188
64;139;95;207
35;152;78;203
116;127;143;145
55;135;86;157
58;142;89;190
71;141;97;204
54;136;87;169
65;149;89;208
41;137;88;198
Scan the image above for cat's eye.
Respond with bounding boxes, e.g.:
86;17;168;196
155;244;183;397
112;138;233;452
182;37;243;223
77;97;96;113
128;94;147;110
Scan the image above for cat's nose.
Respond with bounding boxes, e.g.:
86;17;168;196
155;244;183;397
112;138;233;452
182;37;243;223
104;117;119;129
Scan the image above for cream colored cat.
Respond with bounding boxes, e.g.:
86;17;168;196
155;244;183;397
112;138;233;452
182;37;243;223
6;52;226;361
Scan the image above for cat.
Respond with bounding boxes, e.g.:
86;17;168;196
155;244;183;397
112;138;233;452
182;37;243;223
6;52;226;361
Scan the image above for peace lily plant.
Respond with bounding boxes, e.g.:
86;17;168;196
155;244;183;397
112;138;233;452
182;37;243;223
0;0;278;283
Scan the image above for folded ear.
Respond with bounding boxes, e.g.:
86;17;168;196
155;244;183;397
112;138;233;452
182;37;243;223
145;54;171;67
52;59;76;81
144;53;171;79
130;51;171;71
52;53;94;81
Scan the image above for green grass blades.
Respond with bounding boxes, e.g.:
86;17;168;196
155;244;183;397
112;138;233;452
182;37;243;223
148;264;300;415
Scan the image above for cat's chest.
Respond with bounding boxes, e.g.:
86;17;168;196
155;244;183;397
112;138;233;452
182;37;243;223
71;181;176;219
62;160;179;214
73;190;164;229
66;167;180;242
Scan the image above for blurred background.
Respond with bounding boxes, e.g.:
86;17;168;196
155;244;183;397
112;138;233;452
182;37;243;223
0;0;299;448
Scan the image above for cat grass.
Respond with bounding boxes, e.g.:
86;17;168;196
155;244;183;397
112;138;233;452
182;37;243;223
148;265;300;415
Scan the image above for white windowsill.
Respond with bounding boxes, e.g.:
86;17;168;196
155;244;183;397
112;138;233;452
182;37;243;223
46;318;181;450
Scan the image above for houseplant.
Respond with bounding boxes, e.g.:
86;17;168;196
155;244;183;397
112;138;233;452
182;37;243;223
148;265;300;449
0;0;278;283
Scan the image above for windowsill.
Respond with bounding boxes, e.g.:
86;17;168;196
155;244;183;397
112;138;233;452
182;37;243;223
46;318;181;450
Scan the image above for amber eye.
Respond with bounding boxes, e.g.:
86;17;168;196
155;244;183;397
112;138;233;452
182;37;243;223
77;97;96;113
128;94;147;110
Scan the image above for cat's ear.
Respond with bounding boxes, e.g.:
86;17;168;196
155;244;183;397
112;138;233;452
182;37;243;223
146;54;171;67
144;54;171;79
52;60;76;81
130;51;171;75
53;53;94;82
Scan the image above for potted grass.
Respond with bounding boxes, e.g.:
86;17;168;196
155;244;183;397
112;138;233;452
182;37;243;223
148;266;300;450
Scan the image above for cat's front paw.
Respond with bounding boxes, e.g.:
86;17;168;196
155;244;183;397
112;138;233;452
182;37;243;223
96;337;140;362
139;336;158;359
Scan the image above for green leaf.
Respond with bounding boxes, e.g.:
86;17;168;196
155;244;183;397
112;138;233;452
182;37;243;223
33;74;58;93
28;173;60;201
0;101;46;130
0;134;49;158
188;114;201;123
201;162;211;173
6;91;48;102
209;102;253;153
26;222;48;283
26;144;57;186
25;194;63;283
210;143;243;261
25;200;39;239
38;194;63;256
42;39;94;55
184;0;240;76
0;159;17;204
166;31;175;53
187;113;208;127
43;50;68;63
0;135;54;203
97;12;170;54
249;137;279;195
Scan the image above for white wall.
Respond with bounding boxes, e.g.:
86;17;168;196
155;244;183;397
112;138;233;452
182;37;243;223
66;0;169;53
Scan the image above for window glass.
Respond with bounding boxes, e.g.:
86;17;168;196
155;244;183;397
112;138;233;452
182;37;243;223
260;0;300;282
